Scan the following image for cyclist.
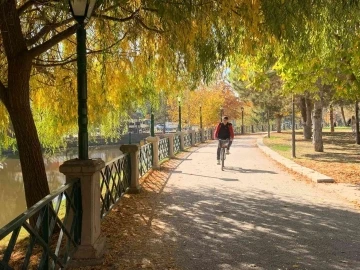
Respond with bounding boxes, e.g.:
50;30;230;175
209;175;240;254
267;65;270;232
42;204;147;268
214;116;234;165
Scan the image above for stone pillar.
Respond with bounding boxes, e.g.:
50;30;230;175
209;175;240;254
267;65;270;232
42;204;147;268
59;159;106;261
178;131;185;151
146;136;160;170
190;130;196;146
201;128;205;143
120;144;141;194
163;133;175;158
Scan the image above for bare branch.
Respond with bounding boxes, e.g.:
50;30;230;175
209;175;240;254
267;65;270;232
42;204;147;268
28;24;78;58
135;17;163;33
33;58;77;67
0;80;7;104
17;0;34;15
26;18;74;46
33;32;129;67
17;0;59;14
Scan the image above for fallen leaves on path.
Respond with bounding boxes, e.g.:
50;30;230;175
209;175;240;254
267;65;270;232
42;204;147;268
70;153;191;270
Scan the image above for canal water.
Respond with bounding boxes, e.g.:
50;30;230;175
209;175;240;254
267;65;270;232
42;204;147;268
0;145;122;228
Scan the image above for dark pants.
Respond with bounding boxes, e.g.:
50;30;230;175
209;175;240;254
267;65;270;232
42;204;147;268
217;139;232;160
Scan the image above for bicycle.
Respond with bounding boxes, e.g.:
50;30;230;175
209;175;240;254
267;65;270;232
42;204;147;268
219;139;229;171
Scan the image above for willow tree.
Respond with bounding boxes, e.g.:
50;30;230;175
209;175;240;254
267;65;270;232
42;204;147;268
0;0;261;208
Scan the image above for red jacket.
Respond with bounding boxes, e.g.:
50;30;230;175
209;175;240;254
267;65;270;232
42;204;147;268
214;122;234;139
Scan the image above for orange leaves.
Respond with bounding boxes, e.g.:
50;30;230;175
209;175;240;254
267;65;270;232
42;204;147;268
167;81;242;127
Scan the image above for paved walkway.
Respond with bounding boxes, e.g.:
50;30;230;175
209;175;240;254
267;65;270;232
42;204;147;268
154;135;360;270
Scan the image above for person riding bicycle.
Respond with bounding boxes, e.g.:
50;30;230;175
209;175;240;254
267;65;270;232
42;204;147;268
214;116;234;165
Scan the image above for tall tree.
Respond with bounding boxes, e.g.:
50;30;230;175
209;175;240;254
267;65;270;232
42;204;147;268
0;0;260;208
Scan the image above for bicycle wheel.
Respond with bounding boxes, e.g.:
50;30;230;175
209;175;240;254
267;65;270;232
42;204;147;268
221;148;225;170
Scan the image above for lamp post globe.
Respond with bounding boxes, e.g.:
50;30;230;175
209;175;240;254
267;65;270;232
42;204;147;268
69;0;96;23
69;0;96;160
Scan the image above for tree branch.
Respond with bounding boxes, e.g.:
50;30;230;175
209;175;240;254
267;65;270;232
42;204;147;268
28;24;78;58
0;80;7;104
0;1;28;58
32;32;129;67
26;18;73;46
17;0;33;14
135;17;164;33
33;58;77;67
17;0;58;14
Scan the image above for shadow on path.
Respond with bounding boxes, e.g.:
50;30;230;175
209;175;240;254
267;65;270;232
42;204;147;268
172;171;239;182
224;166;278;174
159;186;360;270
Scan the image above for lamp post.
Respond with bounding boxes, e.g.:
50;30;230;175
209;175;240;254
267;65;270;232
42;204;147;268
200;105;203;129
150;106;155;137
292;94;296;158
137;118;140;134
241;107;244;134
69;0;96;160
178;96;182;131
220;106;223;122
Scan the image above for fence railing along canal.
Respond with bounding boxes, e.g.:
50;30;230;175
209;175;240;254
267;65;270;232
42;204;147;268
158;138;170;162
139;143;153;177
100;154;131;219
0;123;296;268
0;179;81;269
0;128;219;268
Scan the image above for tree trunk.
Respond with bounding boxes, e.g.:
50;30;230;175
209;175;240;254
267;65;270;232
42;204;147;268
340;106;347;126
267;110;270;138
313;100;324;152
3;57;50;209
276;115;282;133
330;105;334;133
299;97;306;123
355;101;360;144
303;97;313;140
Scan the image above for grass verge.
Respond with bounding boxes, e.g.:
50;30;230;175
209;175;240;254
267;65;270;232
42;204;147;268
263;129;360;185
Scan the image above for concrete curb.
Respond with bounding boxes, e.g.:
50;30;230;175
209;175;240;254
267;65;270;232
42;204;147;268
257;137;334;183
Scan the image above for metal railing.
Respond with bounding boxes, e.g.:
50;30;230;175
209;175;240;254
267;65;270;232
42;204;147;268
184;133;191;148
203;129;212;141
100;154;131;219
0;179;81;269
195;132;201;144
139;143;153;177
158;138;170;161
174;135;181;153
234;124;269;135
234;123;301;134
0;129;217;268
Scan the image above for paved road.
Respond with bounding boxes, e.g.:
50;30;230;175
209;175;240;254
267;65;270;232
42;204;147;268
157;135;360;270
